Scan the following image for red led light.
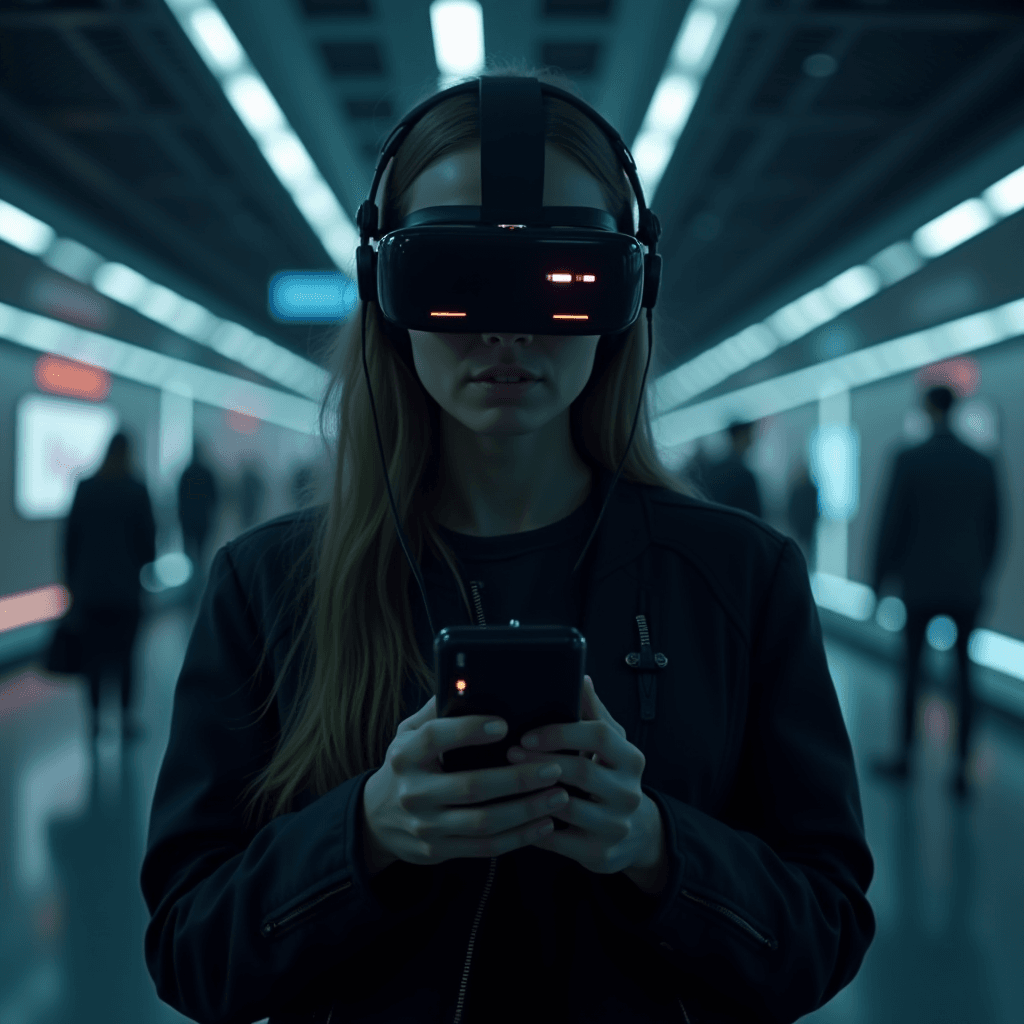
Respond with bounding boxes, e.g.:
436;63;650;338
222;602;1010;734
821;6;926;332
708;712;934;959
430;311;467;317
553;314;589;320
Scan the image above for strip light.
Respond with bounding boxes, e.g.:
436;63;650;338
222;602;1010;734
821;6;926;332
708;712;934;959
430;0;485;90
651;295;1024;453
652;161;1024;417
0;300;321;436
163;0;359;276
0;198;329;401
631;0;741;203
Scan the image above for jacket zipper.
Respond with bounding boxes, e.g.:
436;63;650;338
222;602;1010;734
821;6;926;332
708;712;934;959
260;879;353;938
679;889;778;949
453;855;497;1023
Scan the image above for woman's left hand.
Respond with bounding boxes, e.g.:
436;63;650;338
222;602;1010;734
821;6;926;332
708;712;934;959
508;675;662;877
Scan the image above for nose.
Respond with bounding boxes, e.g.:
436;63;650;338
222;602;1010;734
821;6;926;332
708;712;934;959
483;333;533;345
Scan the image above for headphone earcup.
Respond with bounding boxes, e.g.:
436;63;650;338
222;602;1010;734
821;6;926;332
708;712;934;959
356;244;377;304
641;253;662;310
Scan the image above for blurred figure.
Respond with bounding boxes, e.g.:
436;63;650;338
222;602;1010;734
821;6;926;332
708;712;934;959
64;432;155;742
701;420;763;518
290;462;314;510
870;386;1002;798
237;461;266;531
787;459;819;569
178;444;219;586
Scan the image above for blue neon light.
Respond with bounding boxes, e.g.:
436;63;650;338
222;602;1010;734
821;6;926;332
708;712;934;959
268;271;358;322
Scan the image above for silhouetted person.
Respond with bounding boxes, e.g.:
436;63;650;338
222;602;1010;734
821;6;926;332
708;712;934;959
64;432;155;741
237;462;266;531
870;386;1001;798
787;459;819;569
702;421;763;518
178;446;219;585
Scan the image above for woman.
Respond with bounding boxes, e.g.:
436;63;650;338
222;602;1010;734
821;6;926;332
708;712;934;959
141;68;875;1024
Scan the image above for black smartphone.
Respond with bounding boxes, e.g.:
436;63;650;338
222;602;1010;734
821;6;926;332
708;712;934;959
434;624;587;824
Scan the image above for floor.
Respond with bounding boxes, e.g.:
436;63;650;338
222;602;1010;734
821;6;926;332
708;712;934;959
1;606;1022;1024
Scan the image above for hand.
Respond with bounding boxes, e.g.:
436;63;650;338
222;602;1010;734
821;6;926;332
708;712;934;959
361;695;573;869
507;675;662;879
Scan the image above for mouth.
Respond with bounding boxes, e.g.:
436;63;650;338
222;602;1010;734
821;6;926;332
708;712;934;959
470;370;540;383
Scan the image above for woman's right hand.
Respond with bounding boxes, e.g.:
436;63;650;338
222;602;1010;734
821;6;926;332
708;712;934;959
361;695;569;869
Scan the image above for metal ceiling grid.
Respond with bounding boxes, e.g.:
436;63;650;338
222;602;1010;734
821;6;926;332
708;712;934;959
654;0;1024;364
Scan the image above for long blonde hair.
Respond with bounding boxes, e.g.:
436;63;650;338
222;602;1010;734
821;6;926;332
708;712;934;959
240;66;702;829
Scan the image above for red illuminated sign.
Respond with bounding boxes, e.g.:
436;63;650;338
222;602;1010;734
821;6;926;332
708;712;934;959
34;356;111;401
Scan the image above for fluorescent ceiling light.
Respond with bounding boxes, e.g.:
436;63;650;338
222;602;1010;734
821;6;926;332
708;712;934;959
912;198;995;259
0;300;321;436
188;6;244;74
969;629;1024;683
164;0;359;274
810;573;875;622
632;0;740;202
0;199;55;256
430;0;485;85
983;164;1024;217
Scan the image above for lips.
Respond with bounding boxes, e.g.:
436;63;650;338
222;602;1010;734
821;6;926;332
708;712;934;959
471;367;539;382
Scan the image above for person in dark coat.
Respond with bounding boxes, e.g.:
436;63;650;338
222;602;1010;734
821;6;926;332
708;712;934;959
64;431;156;741
702;421;763;518
787;459;819;570
870;386;1002;798
177;445;219;582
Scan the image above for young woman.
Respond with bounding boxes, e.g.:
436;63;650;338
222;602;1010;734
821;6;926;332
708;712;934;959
141;69;875;1024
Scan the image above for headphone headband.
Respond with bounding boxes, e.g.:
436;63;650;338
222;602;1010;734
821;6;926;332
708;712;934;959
359;76;660;250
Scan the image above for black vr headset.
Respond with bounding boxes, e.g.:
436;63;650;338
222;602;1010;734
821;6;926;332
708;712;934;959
356;75;662;646
355;75;662;335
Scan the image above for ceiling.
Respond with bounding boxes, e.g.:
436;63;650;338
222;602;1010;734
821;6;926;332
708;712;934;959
1;0;1023;391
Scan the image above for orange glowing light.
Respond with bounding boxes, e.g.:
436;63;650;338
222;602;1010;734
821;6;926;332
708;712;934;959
553;314;589;320
34;355;110;401
547;273;572;282
580;274;595;282
456;679;467;693
430;311;467;317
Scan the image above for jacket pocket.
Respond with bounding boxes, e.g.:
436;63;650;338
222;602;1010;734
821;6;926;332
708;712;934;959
261;879;354;939
679;889;778;950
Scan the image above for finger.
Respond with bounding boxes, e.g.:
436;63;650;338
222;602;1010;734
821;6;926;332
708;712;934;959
522;721;634;772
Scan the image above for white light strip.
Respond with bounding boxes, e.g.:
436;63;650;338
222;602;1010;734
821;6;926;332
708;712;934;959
0;301;321;436
653;159;1024;417
430;0;485;90
651;295;1024;453
0;194;329;401
631;0;741;202
163;0;359;276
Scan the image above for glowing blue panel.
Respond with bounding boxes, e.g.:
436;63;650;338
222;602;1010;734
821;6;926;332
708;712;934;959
268;271;357;322
809;424;860;522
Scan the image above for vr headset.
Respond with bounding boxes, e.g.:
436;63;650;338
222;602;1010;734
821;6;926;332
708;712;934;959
355;75;661;334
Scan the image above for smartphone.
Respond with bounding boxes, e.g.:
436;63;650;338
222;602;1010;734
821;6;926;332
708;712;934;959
434;624;587;824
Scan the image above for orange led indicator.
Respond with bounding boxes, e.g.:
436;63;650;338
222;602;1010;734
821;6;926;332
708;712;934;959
456;679;467;693
547;273;572;282
553;314;589;320
430;311;467;317
580;274;596;282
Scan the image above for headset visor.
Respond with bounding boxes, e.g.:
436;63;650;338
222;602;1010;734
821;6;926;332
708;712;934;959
376;226;644;335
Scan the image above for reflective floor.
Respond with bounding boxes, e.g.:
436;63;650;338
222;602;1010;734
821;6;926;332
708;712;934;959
1;608;1022;1024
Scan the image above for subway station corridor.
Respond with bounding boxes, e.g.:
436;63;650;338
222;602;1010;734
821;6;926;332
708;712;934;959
1;604;1023;1024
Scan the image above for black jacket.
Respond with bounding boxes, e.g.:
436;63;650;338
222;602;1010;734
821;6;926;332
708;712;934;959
701;454;763;519
872;424;1001;607
141;467;875;1024
65;474;156;610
